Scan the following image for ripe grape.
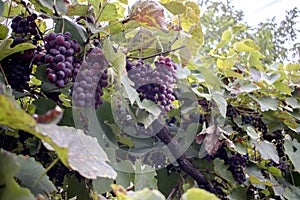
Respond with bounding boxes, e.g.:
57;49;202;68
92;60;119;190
43;32;81;88
72;47;108;108
229;153;246;184
126;56;177;112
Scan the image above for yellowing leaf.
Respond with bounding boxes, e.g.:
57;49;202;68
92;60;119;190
185;1;200;15
182;188;219;200
249;174;272;186
222;29;232;42
0;39;36;61
233;42;255;52
130;0;168;32
216;59;235;69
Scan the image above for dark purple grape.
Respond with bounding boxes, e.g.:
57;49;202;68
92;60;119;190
48;73;57;83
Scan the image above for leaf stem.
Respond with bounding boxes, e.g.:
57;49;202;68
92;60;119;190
126;46;186;60
33;157;60;187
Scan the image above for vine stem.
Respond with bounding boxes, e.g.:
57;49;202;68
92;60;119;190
33;157;60;187
126;46;186;60
0;64;9;86
156;126;214;191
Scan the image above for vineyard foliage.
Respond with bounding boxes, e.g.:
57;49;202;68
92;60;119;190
0;0;299;200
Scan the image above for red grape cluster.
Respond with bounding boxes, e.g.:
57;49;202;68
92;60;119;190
126;56;177;112
44;32;81;88
72;47;108;108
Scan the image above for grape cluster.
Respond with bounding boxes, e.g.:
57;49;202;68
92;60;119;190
211;179;229;200
44;32;81;88
1;60;31;90
229;153;246;184
0;14;42;91
72;47;108;108
10;14;40;47
241;115;268;136
126;56;177;112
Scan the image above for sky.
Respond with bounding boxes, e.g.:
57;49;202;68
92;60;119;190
231;0;300;26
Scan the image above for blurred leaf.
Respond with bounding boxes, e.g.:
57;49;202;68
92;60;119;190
228;187;247;200
212;91;227;118
99;3;118;22
66;174;89;200
284;139;300;173
162;1;186;15
93;177;114;194
0;24;8;39
248;174;272;186
0;39;36;62
252;140;279;164
182;188;219;200
67;4;89;16
283;186;300;199
136;98;161;117
222;29;232;42
261;73;280;85
128;29;156;52
32;98;56;115
256;97;278;112
245;126;259;140
121;76;139;105
15;155;56;195
269;175;284;196
30;0;67;14
273;81;292;95
0;149;35;200
233;39;259;52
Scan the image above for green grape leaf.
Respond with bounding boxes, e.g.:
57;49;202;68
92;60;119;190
103;39;126;79
0;149;35;200
182;188;219;200
283;186;300;199
37;124;118;179
15;155;56;196
66;174;89;200
162;2;186;15
93;177;114;194
99;3;119;22
233;39;259;52
245;126;259;140
0;24;8;39
67;4;89;16
0;39;36;62
32;98;56;115
54;17;87;47
134;160;158;190
269;175;284;196
228;187;247;200
252;140;279;164
284;139;300;173
125;188;165;200
246;165;271;188
255;97;278;112
213;158;236;184
248;174;272;186
273;81;292;95
31;0;67;14
261;73;280;85
211;91;227;118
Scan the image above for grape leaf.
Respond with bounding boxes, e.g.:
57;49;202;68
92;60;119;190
228;187;247;200
121;76;139;105
15;155;56;196
31;0;67;14
67;4;89;16
0;149;35;200
213;158;236;184
130;0;168;32
284;139;300;173
0;24;8;39
182;188;219;200
54;17;87;47
0;95;117;180
134;160;158;190
252;139;279;164
0;39;36;62
255;97;278;112
66;174;89;200
162;2;186;15
37;124;117;179
283;186;300;199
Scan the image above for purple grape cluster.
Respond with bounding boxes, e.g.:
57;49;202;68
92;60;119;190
44;32;81;88
229;153;246;184
10;14;40;47
72;47;108;108
126;56;177;112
